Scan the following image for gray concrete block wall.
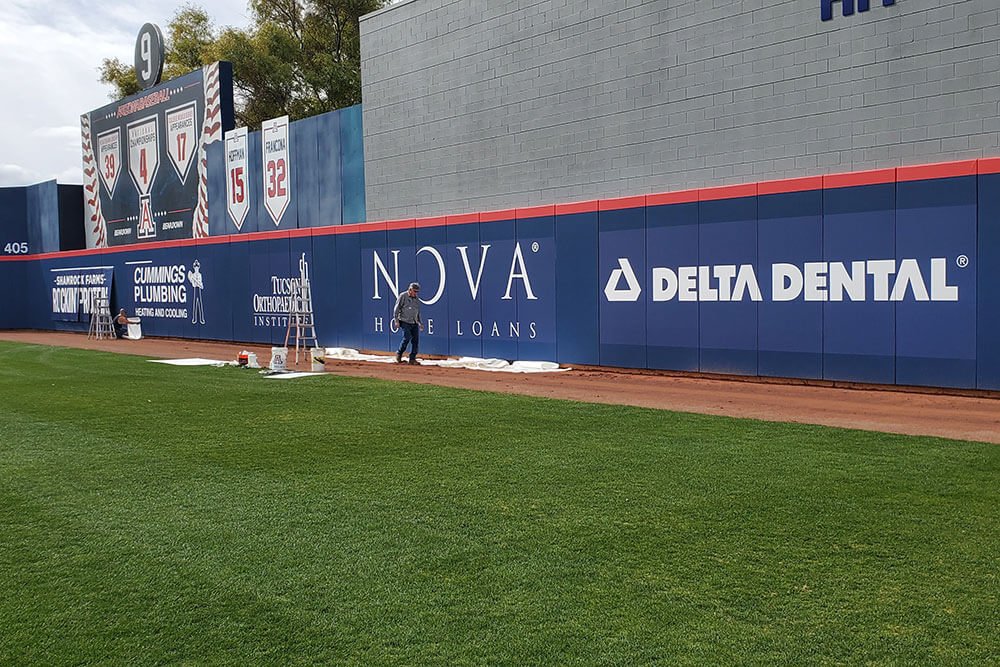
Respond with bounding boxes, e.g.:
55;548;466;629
360;0;1000;220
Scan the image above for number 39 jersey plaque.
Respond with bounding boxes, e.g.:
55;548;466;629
81;30;233;248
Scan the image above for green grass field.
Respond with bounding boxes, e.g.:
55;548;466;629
0;341;996;665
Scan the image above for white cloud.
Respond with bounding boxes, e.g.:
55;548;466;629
0;0;252;187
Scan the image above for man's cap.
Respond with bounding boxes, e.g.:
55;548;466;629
409;282;420;290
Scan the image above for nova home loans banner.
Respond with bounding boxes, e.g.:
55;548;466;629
49;265;114;321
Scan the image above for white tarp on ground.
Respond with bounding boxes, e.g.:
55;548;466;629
324;348;568;373
261;372;327;380
149;358;228;366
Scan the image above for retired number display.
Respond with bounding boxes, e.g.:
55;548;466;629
261;115;291;226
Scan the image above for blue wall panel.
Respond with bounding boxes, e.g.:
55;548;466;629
340;105;366;225
698;196;757;375
822;183;896;384
294;116;321;229
516;213;557;362
334;231;362;350
978;172;1000;390
599;206;646;368
192;239;233;341
360;227;391;353
757;190;823;379
445;221;481;358
227;237;253;342
412;223;449;355
206;141;227;237
26;181;60;254
479;217;518;360
246;131;265;234
0;188;29;254
317;113;343;227
310;232;338;347
267;234;292;345
894;176;977;388
645;202;699;371
555;210;599;365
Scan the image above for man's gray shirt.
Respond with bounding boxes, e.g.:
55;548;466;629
394;292;421;324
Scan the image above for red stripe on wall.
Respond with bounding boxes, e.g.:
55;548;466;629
897;160;978;182
758;176;824;196
647;190;698;206
699;183;756;201
554;200;599;215
823;168;896;189
598;195;646;211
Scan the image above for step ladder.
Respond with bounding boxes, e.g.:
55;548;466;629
284;253;318;363
87;294;116;340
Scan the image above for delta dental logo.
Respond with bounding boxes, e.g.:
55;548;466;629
604;257;964;303
822;0;896;21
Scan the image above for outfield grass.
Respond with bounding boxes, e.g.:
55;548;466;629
0;342;996;665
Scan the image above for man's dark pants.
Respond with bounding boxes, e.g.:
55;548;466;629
398;321;419;361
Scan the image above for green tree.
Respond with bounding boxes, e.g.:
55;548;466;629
99;0;385;127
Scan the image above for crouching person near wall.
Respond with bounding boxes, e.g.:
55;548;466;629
393;282;422;365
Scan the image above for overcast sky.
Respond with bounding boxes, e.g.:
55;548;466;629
0;0;252;187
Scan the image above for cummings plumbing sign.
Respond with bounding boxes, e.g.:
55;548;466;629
125;258;208;325
604;256;963;303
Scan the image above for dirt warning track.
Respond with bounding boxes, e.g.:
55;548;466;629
1;330;997;444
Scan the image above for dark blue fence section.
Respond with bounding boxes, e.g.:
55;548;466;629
698;195;757;376
6;162;1000;391
26;181;60;254
0;187;29;256
645;201;699;372
599;204;645;369
977;171;1000;390
340;105;366;225
758;189;823;379
822;182;896;384
555;209;598;365
895;176;977;388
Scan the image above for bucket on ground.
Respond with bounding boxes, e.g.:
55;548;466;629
310;347;325;372
270;347;288;371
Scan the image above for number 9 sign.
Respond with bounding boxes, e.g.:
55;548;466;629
134;23;165;90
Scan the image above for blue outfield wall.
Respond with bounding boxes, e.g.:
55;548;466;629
7;159;1000;391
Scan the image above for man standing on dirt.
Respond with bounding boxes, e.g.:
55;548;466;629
393;282;423;365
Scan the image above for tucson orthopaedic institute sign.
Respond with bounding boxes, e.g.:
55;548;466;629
822;0;896;21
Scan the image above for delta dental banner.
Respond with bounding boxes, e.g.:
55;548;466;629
49;265;114;321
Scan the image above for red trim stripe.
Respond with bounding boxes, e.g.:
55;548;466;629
599;195;646;211
647;190;698;206
554;200;598;215
516;204;555;219
758;176;824;196
823;168;896;189
897;159;977;182
480;208;517;222
700;183;757;201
